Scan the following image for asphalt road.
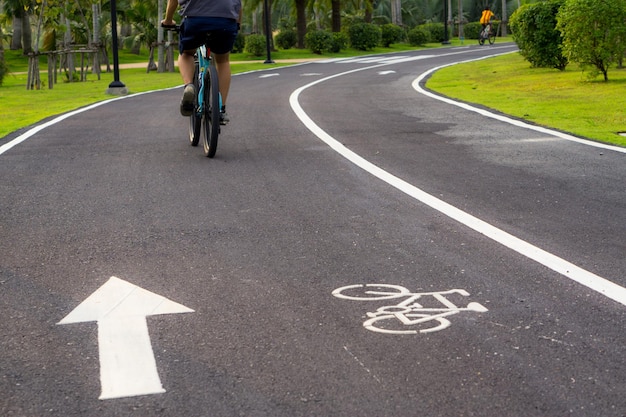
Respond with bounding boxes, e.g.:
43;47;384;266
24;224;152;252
1;43;625;417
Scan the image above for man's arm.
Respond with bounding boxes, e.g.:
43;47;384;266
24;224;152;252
161;0;179;26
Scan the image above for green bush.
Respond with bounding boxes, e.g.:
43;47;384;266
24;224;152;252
275;29;297;49
232;32;245;53
407;26;429;46
305;30;333;54
381;24;405;47
330;32;349;53
420;22;445;43
463;22;483;40
244;34;266;57
348;23;381;50
0;51;6;87
510;0;568;70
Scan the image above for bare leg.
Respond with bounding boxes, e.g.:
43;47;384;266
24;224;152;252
178;50;196;85
213;52;232;106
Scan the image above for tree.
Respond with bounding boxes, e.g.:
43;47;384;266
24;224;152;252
557;0;626;81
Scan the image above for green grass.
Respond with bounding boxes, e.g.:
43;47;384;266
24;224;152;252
426;51;626;147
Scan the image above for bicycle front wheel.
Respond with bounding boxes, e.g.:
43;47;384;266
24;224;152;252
202;64;220;158
488;31;496;45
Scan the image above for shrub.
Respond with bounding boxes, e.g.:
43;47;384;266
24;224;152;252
305;30;333;54
463;22;483;40
232;32;245;53
348;23;381;50
0;51;6;87
420;22;445;43
275;29;297;49
407;26;429;46
381;24;405;47
330;32;349;53
510;0;568;70
244;34;266;56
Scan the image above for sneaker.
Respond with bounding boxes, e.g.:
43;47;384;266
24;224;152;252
180;84;195;117
220;106;230;125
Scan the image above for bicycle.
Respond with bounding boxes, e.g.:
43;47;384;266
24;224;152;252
478;22;496;46
332;284;488;334
162;24;221;158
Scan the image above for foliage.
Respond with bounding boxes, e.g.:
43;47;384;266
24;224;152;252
244;34;267;56
420;23;445;43
232;33;246;54
348;22;381;50
407;26;429;46
0;51;6;86
463;22;483;40
509;0;567;70
305;29;333;54
556;0;626;81
330;31;349;53
275;29;297;49
380;24;404;47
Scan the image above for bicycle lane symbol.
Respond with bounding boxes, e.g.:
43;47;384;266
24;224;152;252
332;284;488;335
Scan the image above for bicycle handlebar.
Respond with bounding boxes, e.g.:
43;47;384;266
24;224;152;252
161;23;180;32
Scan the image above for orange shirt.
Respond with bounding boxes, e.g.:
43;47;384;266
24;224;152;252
480;9;495;25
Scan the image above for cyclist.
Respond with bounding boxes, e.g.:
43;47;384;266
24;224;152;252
480;6;495;29
161;0;242;124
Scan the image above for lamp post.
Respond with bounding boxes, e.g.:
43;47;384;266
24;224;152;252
263;0;274;64
106;0;128;94
442;0;450;44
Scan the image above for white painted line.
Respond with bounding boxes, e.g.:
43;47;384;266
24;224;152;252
0;87;179;157
259;73;280;78
289;61;626;307
411;55;626;154
58;276;194;400
379;55;435;64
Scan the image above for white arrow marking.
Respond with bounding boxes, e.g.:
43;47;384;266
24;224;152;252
58;276;194;400
378;70;396;75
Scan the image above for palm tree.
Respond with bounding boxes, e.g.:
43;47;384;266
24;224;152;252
4;0;33;53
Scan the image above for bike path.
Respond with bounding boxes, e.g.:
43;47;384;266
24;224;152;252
1;43;625;417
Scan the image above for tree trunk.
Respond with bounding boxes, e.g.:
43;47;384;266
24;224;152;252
296;0;306;48
11;14;23;50
157;0;165;72
21;11;33;54
331;0;341;32
364;0;373;23
501;0;507;36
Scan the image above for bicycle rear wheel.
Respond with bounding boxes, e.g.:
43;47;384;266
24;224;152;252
189;62;201;146
202;64;220;158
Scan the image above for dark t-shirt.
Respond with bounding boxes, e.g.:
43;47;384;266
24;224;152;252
178;0;241;21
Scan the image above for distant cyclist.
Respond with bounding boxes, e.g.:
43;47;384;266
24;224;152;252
480;6;495;29
161;0;241;124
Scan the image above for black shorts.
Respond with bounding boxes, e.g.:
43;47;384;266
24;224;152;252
179;17;238;54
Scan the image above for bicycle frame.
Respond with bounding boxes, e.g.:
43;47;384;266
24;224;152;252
195;45;222;114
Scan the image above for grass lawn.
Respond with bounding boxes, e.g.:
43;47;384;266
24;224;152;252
426;51;626;147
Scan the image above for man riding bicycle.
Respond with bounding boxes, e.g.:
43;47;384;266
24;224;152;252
480;6;495;29
161;0;241;124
